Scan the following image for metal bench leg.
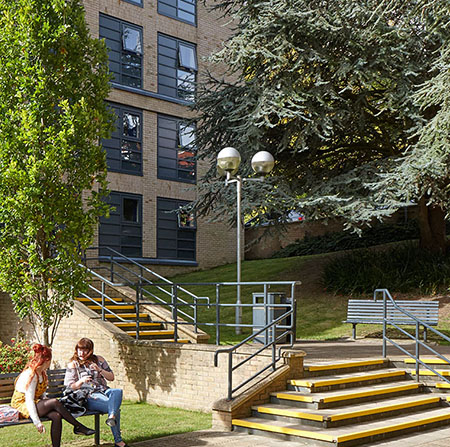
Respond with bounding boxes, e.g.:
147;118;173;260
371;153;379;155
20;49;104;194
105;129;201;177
352;323;357;340
95;414;100;446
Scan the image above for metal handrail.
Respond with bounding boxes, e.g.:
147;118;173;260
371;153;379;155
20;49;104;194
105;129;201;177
378;288;450;384
84;247;208;323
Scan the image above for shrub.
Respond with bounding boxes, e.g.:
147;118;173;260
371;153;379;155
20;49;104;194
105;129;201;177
0;338;32;373
272;220;420;258
322;242;450;294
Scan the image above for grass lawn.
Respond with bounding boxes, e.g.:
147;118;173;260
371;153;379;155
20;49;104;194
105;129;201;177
166;252;450;344
1;401;211;447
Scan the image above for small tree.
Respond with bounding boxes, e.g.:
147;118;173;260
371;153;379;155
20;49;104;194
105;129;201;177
0;0;113;345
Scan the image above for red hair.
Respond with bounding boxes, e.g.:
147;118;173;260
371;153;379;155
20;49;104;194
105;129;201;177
25;344;52;389
70;338;98;366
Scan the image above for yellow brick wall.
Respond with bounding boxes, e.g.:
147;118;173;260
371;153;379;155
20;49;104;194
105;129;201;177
82;0;237;273
51;305;272;411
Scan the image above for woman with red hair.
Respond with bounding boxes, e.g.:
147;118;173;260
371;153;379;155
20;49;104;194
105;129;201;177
11;343;95;447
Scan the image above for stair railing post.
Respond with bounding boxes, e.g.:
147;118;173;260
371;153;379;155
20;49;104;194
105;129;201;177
382;293;387;358
110;255;114;283
136;279;141;341
172;285;178;342
216;284;221;345
416;321;420;381
194;297;198;334
101;281;105;321
228;351;233;400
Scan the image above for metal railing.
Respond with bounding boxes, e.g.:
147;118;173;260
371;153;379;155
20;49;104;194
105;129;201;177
378;288;450;384
82;247;209;328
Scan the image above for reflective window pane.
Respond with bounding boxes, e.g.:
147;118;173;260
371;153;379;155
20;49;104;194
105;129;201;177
179;123;195;147
122;26;142;54
178;44;197;71
123;113;140;138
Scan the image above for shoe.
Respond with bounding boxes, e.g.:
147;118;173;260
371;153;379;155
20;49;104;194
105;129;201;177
73;425;96;436
106;417;116;427
114;444;129;447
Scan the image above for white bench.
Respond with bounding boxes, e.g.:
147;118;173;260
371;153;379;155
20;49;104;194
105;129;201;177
344;299;439;340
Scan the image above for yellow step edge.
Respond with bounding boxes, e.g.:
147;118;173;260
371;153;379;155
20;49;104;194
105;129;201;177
126;330;174;336
436;383;450;389
88;305;135;310
337;413;450;443
256;406;324;422
411;370;450;376
274;393;314;403
231;419;335;442
76;297;124;302
305;359;385;372
330;396;440;422
105;313;148;318
114;322;160;327
405;358;450;365
162;339;189;343
322;383;420;403
291;370;405;388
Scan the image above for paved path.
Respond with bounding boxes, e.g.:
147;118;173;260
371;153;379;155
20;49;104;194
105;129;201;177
127;338;450;447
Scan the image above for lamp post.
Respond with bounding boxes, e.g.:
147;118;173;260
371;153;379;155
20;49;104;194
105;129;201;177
217;147;275;335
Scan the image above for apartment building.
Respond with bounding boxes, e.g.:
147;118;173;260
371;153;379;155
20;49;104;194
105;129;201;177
83;0;237;275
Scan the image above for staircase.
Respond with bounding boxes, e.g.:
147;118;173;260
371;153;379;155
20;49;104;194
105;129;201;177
232;358;450;446
76;279;189;343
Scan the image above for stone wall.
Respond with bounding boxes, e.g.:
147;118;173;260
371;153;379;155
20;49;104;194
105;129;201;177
0;291;34;344
49;303;277;412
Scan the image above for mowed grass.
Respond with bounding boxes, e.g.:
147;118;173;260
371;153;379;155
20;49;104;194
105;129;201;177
1;401;211;447
167;252;450;344
166;254;355;344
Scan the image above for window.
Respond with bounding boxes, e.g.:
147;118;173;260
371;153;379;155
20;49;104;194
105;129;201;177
103;103;142;174
158;0;196;25
124;0;143;6
100;14;143;88
158;115;196;182
157;198;196;260
99;192;143;258
158;34;197;101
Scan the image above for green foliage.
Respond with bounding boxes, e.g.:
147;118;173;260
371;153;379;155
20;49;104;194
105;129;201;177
323;242;450;294
0;0;114;345
195;0;450;251
0;338;32;373
272;219;421;258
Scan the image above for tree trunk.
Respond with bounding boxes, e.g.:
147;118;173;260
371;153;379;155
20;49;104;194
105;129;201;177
417;197;447;254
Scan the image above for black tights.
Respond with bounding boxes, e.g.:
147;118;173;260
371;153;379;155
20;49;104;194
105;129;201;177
36;398;87;447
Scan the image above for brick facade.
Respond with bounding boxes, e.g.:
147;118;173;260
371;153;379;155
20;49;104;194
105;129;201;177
83;0;236;274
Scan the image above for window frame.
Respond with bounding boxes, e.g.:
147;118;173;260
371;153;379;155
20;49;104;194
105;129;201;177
157;114;197;183
99;191;143;258
100;14;143;89
158;0;196;26
158;33;197;102
103;102;143;175
157;197;196;261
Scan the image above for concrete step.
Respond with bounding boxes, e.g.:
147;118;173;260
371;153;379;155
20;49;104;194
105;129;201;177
114;322;160;328
124;329;175;338
304;359;389;377
253;394;444;428
272;381;424;409
288;369;408;393
105;313;149;320
76;297;124;303
233;407;450;446
87;304;136;311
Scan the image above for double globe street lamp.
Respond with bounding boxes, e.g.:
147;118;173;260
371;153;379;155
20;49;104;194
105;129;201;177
217;147;275;334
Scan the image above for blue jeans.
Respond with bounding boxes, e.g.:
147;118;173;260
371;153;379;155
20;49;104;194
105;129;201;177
86;389;123;443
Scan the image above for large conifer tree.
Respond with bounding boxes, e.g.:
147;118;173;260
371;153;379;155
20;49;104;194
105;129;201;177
195;0;450;252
